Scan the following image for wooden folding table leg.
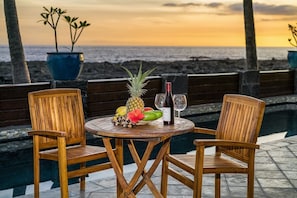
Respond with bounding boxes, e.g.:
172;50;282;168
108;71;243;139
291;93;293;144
127;140;159;196
133;138;171;196
125;140;157;196
103;138;134;197
115;138;123;197
160;139;170;197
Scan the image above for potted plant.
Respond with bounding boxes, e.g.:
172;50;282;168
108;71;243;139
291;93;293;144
288;23;297;68
39;6;90;80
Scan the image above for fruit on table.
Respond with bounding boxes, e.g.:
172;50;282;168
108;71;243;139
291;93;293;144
127;109;144;123
152;110;162;118
121;63;156;113
112;115;135;128
112;107;162;127
144;107;154;111
143;110;163;121
116;106;127;116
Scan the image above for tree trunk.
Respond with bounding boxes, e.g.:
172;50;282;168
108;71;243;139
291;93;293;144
243;0;258;70
4;0;31;83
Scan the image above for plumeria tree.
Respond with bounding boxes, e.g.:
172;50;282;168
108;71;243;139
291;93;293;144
288;24;297;47
39;6;90;52
64;16;90;52
39;7;66;52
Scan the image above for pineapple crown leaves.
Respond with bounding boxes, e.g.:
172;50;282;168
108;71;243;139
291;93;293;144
121;63;156;97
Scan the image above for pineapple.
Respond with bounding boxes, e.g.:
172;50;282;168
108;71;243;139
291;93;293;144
121;63;155;113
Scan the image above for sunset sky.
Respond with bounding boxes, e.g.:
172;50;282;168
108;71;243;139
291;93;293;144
1;0;297;47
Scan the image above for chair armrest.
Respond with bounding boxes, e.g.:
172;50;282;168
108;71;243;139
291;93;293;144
193;139;259;149
28;130;67;138
194;127;216;135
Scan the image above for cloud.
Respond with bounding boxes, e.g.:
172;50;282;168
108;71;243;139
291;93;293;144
261;16;297;22
162;2;223;8
228;3;297;16
254;3;297;15
163;2;297;16
205;3;223;8
162;3;202;7
227;3;242;13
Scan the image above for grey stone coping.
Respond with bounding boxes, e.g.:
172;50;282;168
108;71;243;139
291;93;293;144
182;94;297;117
0;126;31;143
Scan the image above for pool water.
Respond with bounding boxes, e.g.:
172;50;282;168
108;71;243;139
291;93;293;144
260;110;297;138
187;110;297;139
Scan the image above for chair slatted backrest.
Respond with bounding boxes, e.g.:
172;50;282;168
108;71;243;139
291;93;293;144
216;94;265;163
28;88;86;150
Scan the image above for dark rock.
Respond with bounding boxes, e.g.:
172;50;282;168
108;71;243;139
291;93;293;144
0;59;290;84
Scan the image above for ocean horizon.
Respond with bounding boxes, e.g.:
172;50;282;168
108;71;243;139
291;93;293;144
0;45;291;63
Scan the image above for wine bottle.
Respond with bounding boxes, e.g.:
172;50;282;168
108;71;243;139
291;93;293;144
163;81;174;125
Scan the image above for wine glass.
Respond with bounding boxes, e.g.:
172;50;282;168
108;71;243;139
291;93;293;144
154;93;165;110
173;94;187;117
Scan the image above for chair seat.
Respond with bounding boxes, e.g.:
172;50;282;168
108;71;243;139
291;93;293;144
40;145;109;165
169;154;248;174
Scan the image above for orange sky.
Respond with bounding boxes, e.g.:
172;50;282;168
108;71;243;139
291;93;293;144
1;0;297;47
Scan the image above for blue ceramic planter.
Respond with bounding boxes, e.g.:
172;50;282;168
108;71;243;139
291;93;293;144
287;51;297;68
46;52;84;80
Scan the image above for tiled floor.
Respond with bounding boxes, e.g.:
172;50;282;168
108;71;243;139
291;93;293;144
11;135;297;198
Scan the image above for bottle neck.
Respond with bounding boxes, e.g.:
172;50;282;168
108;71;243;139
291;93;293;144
165;82;172;93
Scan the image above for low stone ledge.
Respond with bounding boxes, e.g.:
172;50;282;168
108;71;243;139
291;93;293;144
0;126;31;144
182;94;297;123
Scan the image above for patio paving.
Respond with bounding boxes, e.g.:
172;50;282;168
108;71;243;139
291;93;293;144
8;134;297;198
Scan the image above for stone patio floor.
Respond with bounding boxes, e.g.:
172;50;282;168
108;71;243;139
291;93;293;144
7;134;297;198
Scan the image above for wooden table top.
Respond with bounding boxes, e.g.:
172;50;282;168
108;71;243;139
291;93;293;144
85;117;195;139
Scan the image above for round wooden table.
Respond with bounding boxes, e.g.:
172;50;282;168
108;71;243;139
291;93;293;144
85;117;194;198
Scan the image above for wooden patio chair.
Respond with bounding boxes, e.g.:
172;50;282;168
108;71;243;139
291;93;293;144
28;88;113;198
161;94;266;198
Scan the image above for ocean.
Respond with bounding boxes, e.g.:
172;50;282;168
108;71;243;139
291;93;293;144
0;45;291;63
